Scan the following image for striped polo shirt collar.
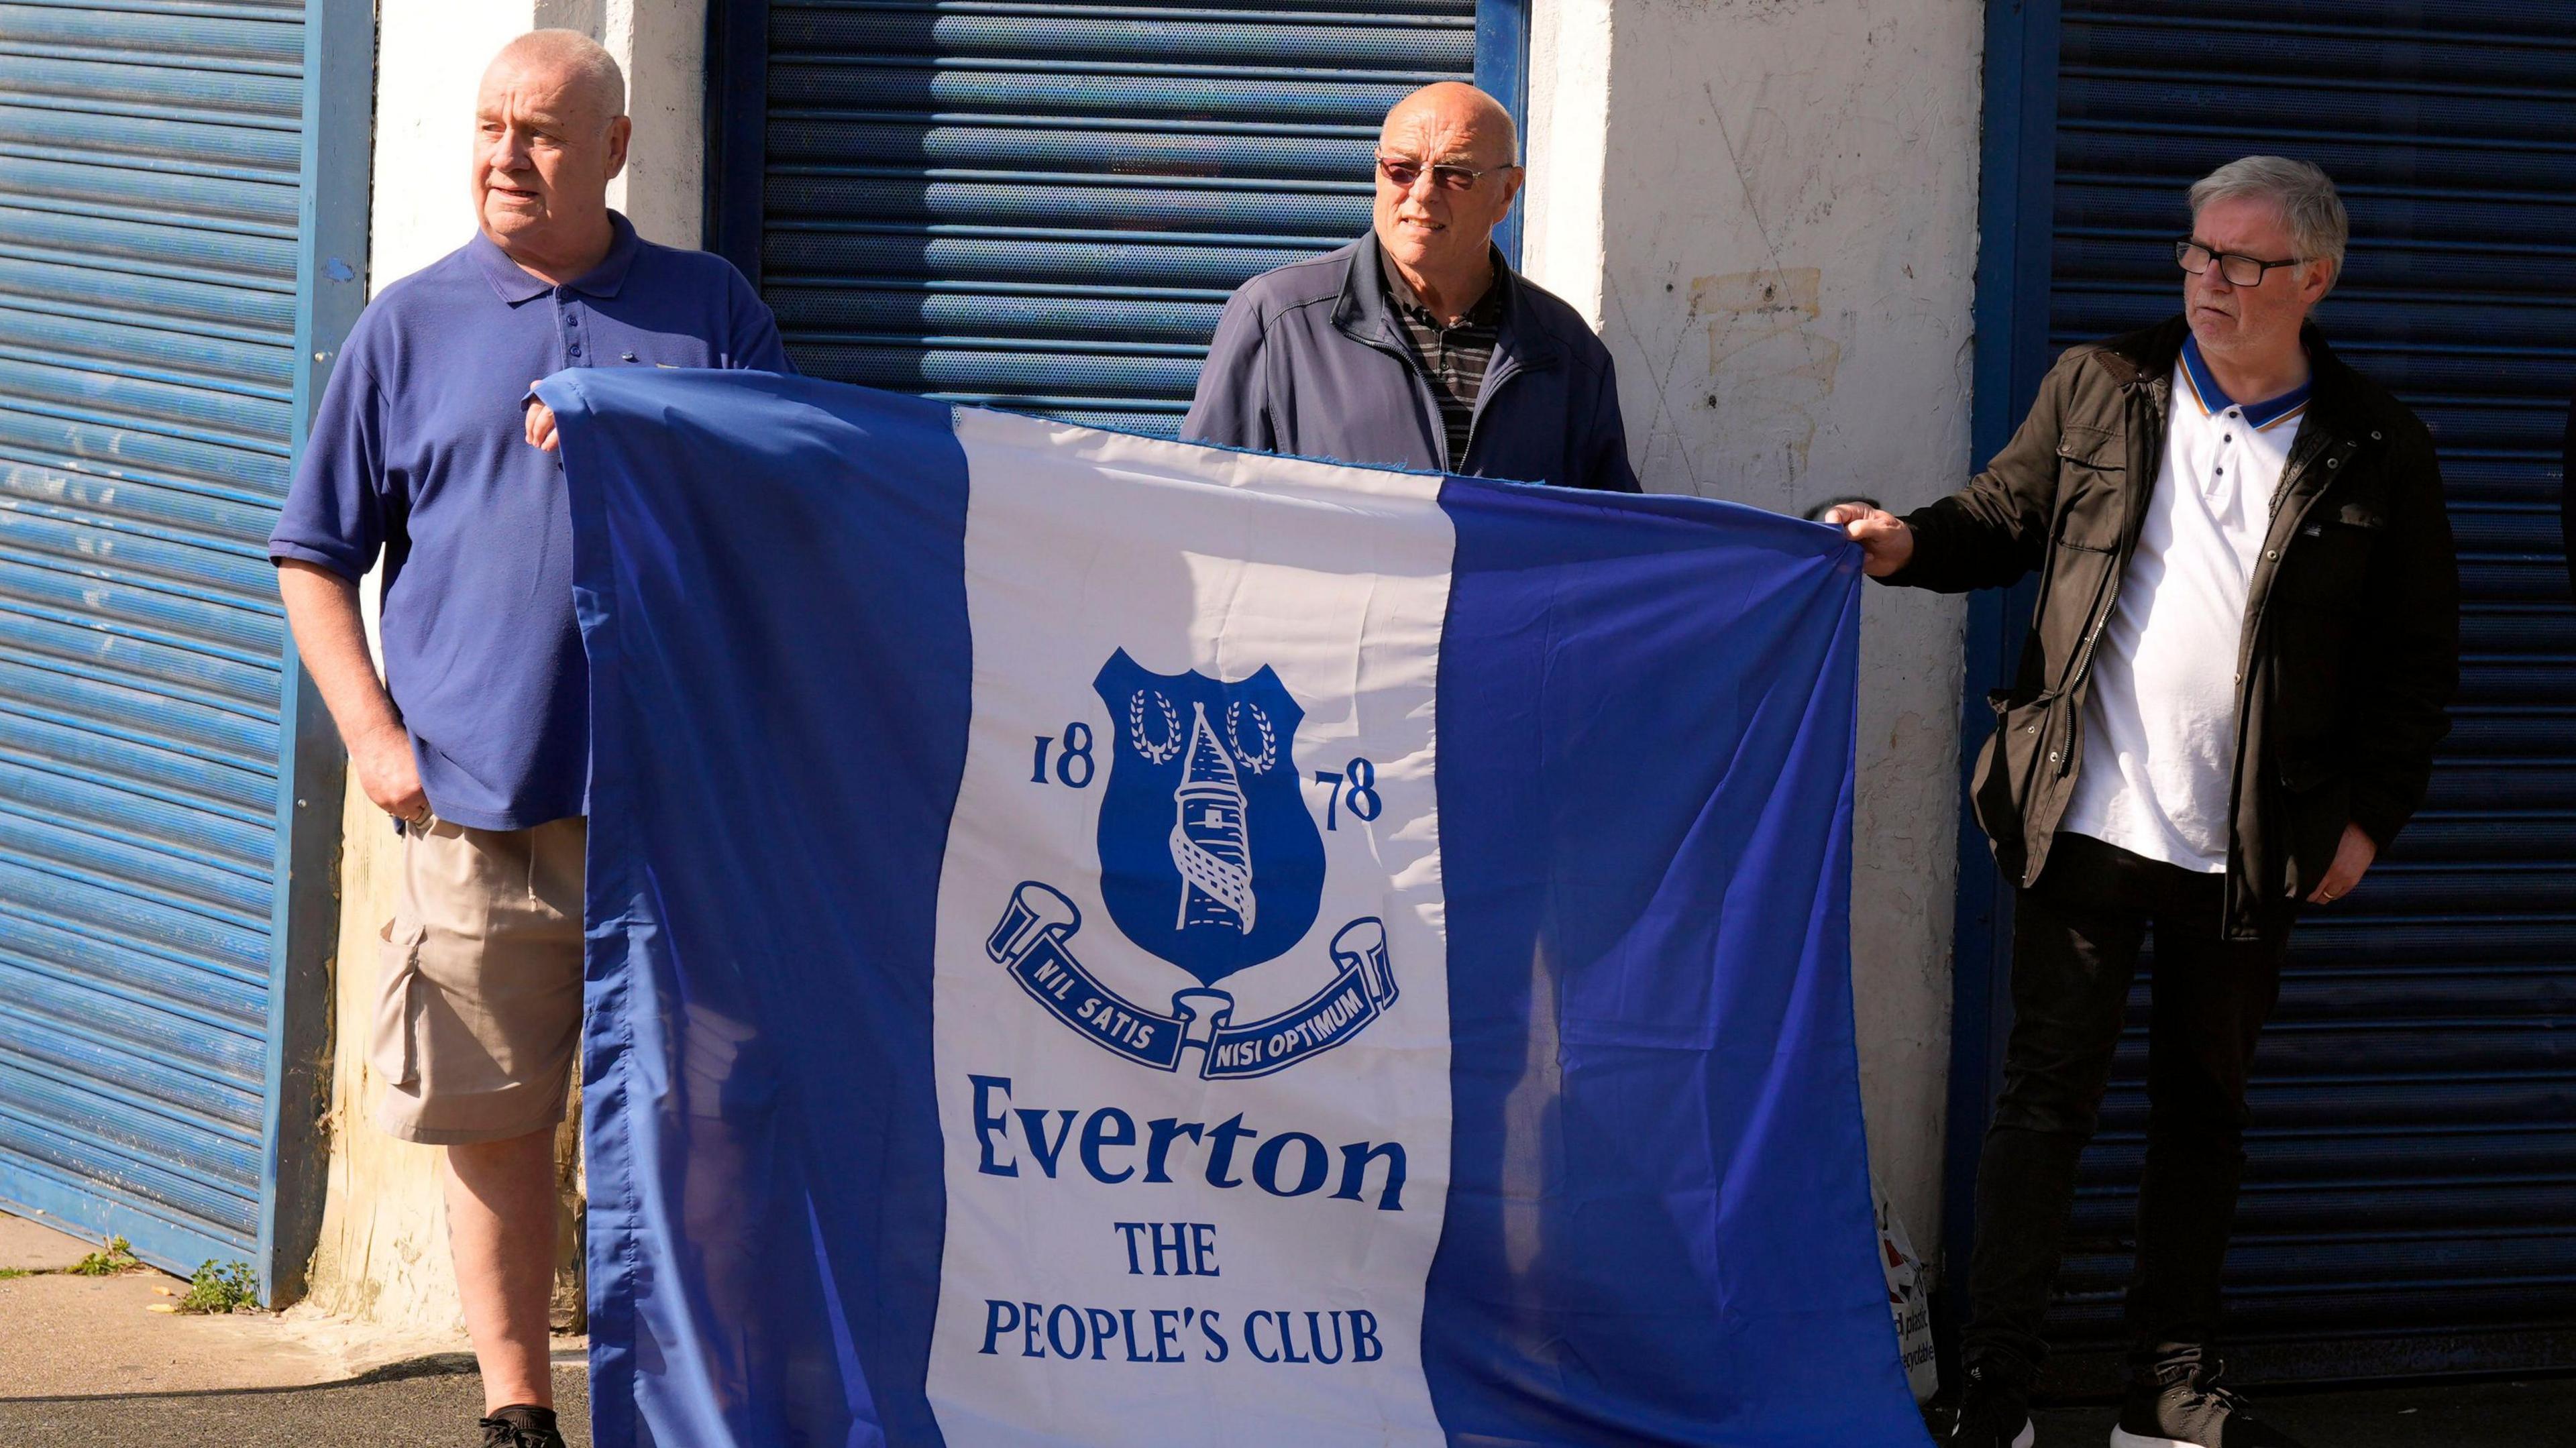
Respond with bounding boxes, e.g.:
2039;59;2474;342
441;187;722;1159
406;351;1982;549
2180;333;2312;431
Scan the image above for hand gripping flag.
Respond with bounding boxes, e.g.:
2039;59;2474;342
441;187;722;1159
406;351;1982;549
541;369;1929;1448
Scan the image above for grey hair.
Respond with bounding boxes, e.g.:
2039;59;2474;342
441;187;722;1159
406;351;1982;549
2188;156;2347;283
492;29;627;119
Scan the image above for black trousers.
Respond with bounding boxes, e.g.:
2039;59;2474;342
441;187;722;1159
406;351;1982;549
1962;832;2293;1383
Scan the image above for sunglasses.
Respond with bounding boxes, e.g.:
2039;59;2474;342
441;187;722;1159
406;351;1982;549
1376;154;1519;193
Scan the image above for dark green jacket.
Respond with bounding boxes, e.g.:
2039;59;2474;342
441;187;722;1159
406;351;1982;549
1884;317;2459;938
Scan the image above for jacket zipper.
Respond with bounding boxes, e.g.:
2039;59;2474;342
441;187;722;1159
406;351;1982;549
1458;357;1522;471
2236;429;2349;679
2220;431;2361;863
1346;327;1465;471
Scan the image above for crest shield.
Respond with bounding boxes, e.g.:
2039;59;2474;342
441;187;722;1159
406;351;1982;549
1091;649;1322;985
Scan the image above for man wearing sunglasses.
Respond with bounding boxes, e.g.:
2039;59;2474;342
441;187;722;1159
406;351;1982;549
1829;158;2457;1448
1183;82;1638;494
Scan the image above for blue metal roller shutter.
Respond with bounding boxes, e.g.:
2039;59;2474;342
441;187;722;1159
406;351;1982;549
718;0;1501;437
0;0;366;1292
2039;0;2576;1384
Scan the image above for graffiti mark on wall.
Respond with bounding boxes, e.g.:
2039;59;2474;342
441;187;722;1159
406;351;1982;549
1690;267;1843;488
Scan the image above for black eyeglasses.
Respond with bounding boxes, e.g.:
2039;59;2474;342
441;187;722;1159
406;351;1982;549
1377;154;1519;193
2175;238;2303;287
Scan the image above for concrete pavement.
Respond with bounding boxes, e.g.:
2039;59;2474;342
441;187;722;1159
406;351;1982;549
0;1209;577;1445
0;1213;343;1398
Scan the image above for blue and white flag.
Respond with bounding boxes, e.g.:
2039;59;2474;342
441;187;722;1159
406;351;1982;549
542;370;1928;1448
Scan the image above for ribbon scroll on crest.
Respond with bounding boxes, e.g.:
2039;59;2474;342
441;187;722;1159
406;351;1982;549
987;881;1398;1079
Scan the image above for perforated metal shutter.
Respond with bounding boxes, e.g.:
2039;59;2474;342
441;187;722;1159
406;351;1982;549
0;0;362;1285
738;0;1483;437
2045;0;2576;1382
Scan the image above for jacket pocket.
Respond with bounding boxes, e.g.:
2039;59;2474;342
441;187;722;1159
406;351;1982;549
370;920;427;1091
2277;482;2389;608
2056;423;2123;471
2053;425;2128;552
1972;689;2059;871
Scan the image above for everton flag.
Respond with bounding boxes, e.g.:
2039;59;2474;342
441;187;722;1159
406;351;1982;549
541;368;1929;1448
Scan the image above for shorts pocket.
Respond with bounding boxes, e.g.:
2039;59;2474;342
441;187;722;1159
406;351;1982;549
371;920;427;1090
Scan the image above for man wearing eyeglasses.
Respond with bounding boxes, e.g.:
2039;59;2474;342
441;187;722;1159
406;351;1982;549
1829;158;2457;1448
1181;82;1638;493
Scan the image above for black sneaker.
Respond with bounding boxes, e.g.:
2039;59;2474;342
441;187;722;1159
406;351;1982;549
2112;1349;2305;1447
1949;1362;2037;1448
480;1404;568;1448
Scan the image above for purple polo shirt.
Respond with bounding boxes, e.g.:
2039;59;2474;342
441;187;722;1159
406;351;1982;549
270;213;789;830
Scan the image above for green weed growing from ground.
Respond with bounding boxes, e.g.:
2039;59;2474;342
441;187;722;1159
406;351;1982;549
179;1259;259;1314
65;1236;140;1276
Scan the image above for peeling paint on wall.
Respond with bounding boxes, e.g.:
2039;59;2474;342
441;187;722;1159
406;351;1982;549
1690;266;1845;488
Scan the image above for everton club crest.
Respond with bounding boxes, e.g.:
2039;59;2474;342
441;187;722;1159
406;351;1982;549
985;649;1397;1078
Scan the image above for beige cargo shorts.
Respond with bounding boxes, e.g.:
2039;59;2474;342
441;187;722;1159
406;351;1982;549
370;815;586;1144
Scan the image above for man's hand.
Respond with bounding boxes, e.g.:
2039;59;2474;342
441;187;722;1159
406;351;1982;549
525;384;559;452
352;721;430;826
1821;502;1915;578
276;560;431;828
2305;822;2377;905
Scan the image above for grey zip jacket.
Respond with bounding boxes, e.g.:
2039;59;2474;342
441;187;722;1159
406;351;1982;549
1182;231;1640;493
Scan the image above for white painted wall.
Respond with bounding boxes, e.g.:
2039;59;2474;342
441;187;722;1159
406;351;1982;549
301;0;706;1329
1520;0;1611;325
1523;0;1983;1265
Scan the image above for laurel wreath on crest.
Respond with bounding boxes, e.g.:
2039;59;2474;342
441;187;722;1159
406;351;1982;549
1128;689;1181;764
1225;701;1277;774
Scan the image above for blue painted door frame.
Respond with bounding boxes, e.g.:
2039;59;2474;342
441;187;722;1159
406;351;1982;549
262;0;375;1306
1477;0;1529;264
1938;0;2059;1369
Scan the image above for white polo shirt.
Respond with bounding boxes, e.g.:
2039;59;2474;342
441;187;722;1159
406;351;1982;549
2061;337;2312;872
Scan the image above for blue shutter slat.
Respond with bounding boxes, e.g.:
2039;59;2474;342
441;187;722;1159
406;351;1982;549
754;0;1479;435
0;892;269;1023
0;706;276;820
772;62;1441;123
0;606;284;718
0;960;267;1107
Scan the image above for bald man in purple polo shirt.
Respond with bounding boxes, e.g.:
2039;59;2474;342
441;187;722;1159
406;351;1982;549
270;30;785;1448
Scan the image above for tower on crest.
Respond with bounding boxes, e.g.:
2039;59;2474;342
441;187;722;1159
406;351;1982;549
1170;702;1255;933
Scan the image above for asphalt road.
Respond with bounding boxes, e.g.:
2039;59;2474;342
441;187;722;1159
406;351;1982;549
2;1366;2570;1446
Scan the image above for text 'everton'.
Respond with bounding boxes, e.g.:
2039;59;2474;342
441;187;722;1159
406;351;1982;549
969;1075;1406;1210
